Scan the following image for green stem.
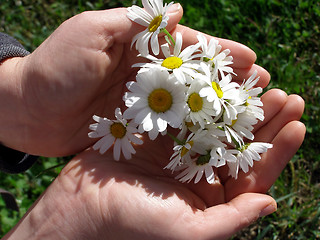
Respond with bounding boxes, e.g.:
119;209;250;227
34;162;67;178
161;28;176;46
196;152;211;165
167;132;184;145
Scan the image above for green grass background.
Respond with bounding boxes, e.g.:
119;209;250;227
0;0;319;239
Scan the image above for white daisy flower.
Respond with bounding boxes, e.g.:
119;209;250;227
165;130;207;171
123;68;187;140
228;142;273;179
227;111;258;142
222;103;246;126
239;71;262;98
239;71;264;121
203;122;226;149
217;109;258;148
88;108;143;160
133;32;201;84
221;123;244;148
245;96;264;121
175;154;219;184
127;0;173;56
197;33;234;77
209;146;238;168
185;79;216;128
199;65;240;116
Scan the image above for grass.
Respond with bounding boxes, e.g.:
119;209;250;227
1;0;319;239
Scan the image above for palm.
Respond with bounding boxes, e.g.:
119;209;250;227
56;87;305;238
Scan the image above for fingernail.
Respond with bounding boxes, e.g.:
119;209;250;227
259;203;277;217
167;3;181;13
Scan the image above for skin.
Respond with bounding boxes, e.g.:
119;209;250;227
1;4;305;240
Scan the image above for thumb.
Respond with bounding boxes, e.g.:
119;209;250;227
197;193;277;239
165;3;184;32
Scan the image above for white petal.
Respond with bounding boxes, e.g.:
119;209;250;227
93;135;114;154
157;117;168;132
142;112;153;131
148;127;159;140
194;167;204;184
205;166;215;184
128;134;143;145
150;32;160;55
113;139;121;161
161;43;171;58
174;32;183;56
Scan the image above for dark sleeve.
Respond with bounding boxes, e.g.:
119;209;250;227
0;145;38;174
0;32;30;62
0;32;38;173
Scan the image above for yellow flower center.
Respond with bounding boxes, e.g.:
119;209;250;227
110;122;126;139
161;56;183;69
181;141;194;157
148;88;173;113
245;96;252;106
203;57;215;69
185;121;194;128
187;93;203;112
231;119;237;126
148;15;163;32
212;82;223;98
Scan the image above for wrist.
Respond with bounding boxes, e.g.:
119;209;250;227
3;163;109;240
0;57;30;151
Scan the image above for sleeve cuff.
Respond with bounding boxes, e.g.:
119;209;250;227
0;145;38;174
0;32;30;62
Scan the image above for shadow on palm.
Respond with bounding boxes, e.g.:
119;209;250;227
66;85;305;210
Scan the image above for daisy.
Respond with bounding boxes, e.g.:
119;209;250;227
133;32;200;84
220;123;244;148
175;153;220;184
218;110;258;149
209;146;238;168
165;129;208;171
227;111;258;142
199;64;240;116
185;79;216;128
127;0;173;56
88;108;143;160
197;33;234;77
202;122;226;149
123;68;187;140
238;71;265;121
228;142;273;179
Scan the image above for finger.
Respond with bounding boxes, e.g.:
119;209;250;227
220;91;303;192
254;94;305;142
217;89;287;183
217;38;257;68
187;180;225;207
173;24;257;68
233;64;271;88
253;89;288;132
191;193;276;240
225;121;306;201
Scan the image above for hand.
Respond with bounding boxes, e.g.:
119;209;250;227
3;90;305;240
0;4;270;157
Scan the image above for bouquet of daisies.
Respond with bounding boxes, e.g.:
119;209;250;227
88;0;272;184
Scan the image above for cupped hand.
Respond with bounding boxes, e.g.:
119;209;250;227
0;4;269;157
5;89;305;240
